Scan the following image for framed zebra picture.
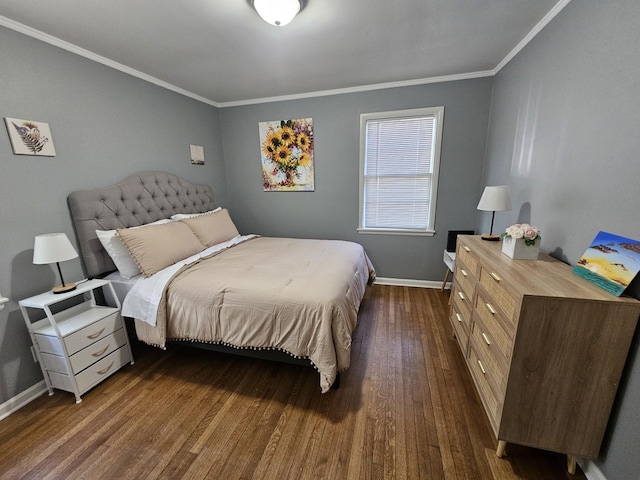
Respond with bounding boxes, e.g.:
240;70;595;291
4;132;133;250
4;117;56;156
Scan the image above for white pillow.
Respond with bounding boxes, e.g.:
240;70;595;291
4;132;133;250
96;219;172;278
170;207;221;220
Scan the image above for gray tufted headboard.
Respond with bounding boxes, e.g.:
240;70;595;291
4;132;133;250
68;171;215;278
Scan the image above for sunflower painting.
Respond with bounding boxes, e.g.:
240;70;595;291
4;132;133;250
259;118;314;191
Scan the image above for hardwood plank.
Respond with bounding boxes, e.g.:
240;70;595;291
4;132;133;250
0;285;587;479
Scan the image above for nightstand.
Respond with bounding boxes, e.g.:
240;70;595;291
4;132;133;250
19;279;134;403
441;249;456;291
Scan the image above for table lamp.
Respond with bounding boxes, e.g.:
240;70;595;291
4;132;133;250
477;186;511;241
33;233;79;294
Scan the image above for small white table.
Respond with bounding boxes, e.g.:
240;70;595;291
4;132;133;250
442;250;456;291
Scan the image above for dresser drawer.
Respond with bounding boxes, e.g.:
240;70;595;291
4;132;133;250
478;268;519;322
451;282;473;311
457;241;480;277
470;318;508;396
454;261;475;299
468;345;501;434
449;296;471;356
474;290;515;360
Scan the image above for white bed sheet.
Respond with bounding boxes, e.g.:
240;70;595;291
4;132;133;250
121;234;256;326
104;271;141;305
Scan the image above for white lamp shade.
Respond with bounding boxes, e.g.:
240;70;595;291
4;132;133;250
477;186;512;212
33;233;78;264
253;0;301;26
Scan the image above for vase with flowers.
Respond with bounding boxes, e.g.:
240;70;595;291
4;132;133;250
500;223;541;260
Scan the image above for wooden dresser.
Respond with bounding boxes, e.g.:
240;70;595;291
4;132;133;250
449;235;640;472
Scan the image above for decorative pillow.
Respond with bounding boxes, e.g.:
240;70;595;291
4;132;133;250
170;207;221;220
180;208;240;248
96;219;172;278
117;221;205;277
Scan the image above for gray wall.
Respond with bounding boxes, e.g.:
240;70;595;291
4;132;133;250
0;26;226;404
219;79;493;280
5;2;637;476
481;1;640;479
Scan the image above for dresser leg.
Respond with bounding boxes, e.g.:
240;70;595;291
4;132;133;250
567;455;577;475
496;440;507;458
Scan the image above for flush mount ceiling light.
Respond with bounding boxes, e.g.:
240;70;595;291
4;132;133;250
253;0;301;27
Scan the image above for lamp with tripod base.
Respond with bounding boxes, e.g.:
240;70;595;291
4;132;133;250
477;186;511;241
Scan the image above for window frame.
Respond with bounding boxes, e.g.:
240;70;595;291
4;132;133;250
358;106;444;236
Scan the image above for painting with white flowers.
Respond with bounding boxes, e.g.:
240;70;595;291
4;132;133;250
4;117;56;156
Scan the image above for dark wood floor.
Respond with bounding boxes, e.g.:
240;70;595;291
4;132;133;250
0;285;585;479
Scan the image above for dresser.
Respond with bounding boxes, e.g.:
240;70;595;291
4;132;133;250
449;235;640;473
19;279;134;403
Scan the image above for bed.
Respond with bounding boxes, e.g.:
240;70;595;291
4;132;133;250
67;171;375;392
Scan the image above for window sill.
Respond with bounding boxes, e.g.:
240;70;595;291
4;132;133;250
357;228;435;237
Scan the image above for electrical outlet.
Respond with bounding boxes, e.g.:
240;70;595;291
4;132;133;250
30;346;38;363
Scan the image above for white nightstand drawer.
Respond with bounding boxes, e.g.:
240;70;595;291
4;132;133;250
40;328;129;375
40;351;70;374
75;347;131;393
36;312;122;356
65;313;122;355
70;328;128;374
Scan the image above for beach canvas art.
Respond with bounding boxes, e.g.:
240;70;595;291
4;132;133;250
573;231;640;296
259;118;314;191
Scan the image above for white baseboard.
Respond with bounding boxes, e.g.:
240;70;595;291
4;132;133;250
579;459;608;480
0;381;48;421
374;277;447;289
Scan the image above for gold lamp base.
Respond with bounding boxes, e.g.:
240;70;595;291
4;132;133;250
52;283;77;294
481;234;501;241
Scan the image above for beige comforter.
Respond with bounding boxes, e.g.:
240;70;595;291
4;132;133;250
134;237;375;392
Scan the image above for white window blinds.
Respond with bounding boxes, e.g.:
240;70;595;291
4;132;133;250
359;107;444;235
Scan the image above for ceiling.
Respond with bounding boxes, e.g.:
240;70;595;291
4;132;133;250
0;0;568;107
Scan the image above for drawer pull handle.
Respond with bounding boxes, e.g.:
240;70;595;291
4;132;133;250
489;272;501;282
482;333;491;345
477;360;486;375
87;328;105;340
456;313;463;323
96;362;114;375
460;269;468;277
458;291;466;301
463;246;471;252
485;303;497;315
92;344;110;357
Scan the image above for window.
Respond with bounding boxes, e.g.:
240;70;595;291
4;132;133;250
358;106;444;236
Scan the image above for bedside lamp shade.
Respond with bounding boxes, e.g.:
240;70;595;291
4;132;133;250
33;233;79;294
477;186;511;241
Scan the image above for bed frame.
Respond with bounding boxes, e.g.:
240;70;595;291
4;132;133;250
67;171;333;381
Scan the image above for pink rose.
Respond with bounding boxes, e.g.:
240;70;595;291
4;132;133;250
523;227;539;240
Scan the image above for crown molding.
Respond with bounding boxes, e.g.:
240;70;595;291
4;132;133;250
0;15;221;107
1;0;572;108
217;70;495;108
494;0;573;73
